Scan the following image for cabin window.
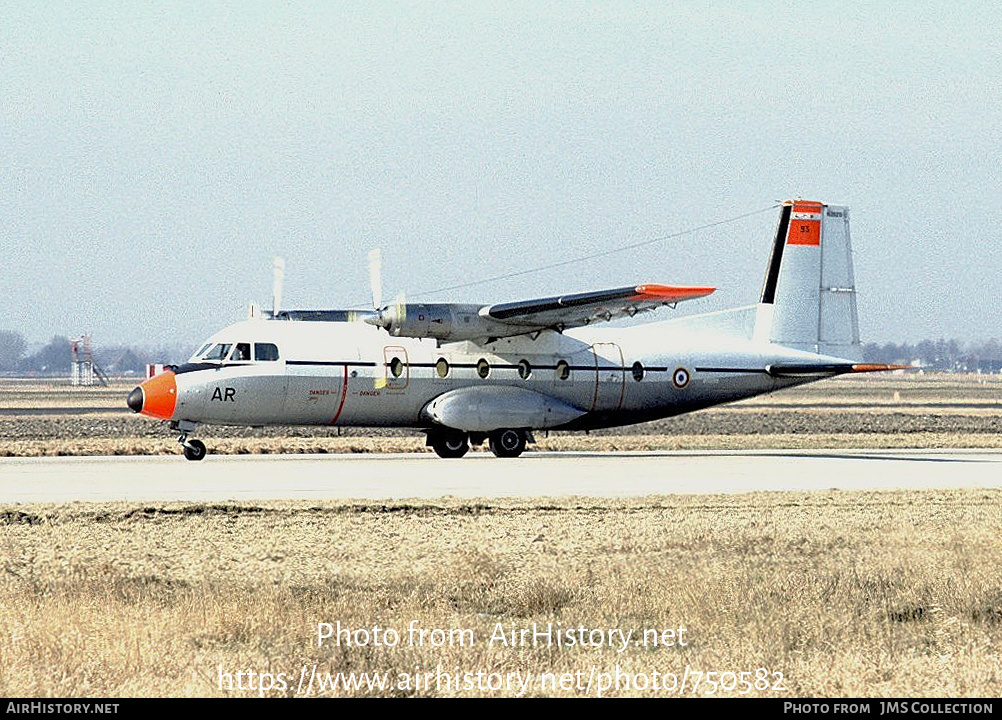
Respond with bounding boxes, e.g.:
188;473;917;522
518;359;532;380
436;358;450;378
255;343;280;361
632;361;645;382
389;357;404;378
556;360;570;380
477;358;491;379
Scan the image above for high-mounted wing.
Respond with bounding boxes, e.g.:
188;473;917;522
367;284;714;342
484;284;714;331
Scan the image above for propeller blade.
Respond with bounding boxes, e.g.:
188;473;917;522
367;248;382;310
394;291;406;326
272;257;285;317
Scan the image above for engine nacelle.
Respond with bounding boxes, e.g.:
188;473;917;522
367;303;515;341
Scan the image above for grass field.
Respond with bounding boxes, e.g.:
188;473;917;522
1;374;1000;697
2;491;1001;697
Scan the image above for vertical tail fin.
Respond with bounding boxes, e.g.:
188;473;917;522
756;200;861;360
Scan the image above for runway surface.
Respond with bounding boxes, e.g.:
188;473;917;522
2;449;1001;503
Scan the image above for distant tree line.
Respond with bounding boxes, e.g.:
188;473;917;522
2;329;1001;375
0;330;192;375
862;339;1002;372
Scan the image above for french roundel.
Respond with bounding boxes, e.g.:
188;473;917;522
672;367;690;389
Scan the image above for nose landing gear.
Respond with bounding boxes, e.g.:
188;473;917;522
171;421;207;461
181;437;207;462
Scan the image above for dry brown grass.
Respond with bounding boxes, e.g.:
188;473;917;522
0;436;429;458
4;432;1002;460
3;491;1001;697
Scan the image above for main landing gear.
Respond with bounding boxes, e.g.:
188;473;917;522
488;428;527;458
427;427;470;458
172;421;207;461
427;427;532;458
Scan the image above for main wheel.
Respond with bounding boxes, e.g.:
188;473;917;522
183;439;207;461
488;428;527;458
430;429;469;459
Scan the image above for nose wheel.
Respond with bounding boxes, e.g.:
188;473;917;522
179;434;207;461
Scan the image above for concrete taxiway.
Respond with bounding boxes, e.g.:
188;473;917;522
2;449;1001;503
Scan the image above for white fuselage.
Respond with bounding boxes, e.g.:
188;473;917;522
167;309;820;432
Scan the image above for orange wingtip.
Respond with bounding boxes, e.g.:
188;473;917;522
631;285;715;301
850;364;911;373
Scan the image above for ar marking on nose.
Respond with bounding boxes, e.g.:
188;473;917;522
211;387;236;402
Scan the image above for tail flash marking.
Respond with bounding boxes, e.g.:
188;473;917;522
788;200;823;245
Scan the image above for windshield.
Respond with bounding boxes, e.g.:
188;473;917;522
187;341;280;363
201;343;232;361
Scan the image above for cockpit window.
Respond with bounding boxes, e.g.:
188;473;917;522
202;343;232;361
255;343;280;361
191;341;278;363
231;343;252;361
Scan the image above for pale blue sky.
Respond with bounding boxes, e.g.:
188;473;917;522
3;2;1000;347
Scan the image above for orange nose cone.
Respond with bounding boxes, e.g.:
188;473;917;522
138;371;178;420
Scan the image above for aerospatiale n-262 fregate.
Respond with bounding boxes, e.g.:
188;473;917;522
128;200;899;460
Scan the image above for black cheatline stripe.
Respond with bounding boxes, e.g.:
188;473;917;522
423;362;599;372
442;363;550;370
695;367;769;374
405;362;672;372
291;359;665;373
175;361;281;374
287;360;377;367
173;362;218;374
760;203;791;304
